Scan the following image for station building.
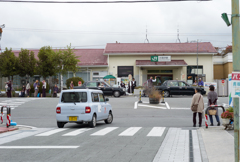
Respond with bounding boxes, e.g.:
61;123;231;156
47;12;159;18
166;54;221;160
0;42;217;88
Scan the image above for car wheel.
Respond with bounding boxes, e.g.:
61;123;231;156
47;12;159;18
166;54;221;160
89;114;96;128
104;112;113;124
113;91;120;97
57;122;65;128
163;91;170;97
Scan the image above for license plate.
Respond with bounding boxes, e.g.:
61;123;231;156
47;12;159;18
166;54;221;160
69;116;77;121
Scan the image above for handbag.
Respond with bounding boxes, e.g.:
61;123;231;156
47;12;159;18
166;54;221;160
208;109;217;115
7;87;10;91
191;95;201;112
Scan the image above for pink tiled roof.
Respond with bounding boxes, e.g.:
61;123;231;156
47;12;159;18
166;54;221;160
136;60;188;66
104;42;217;54
12;49;107;66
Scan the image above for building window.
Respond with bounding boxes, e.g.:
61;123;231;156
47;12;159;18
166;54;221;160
118;66;134;77
93;72;99;76
187;66;203;75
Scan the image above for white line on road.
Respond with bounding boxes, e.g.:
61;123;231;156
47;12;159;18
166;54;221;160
62;128;92;136
91;127;118;136
35;129;67;136
165;102;170;109
138;104;166;109
118;127;142;136
171;108;190;110
147;127;166;137
134;101;138;109
0;146;79;149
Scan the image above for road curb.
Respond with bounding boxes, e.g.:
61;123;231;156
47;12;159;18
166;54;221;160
197;128;209;162
0;127;19;133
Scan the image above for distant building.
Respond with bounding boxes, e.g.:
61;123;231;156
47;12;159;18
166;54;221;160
0;42;217;89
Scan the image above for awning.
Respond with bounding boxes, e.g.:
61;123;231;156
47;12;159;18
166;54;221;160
103;75;116;79
136;60;188;67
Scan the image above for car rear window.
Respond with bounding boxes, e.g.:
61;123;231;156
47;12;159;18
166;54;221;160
61;92;87;103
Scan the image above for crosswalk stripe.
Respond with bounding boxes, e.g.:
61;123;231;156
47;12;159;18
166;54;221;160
91;127;118;136
35;129;67;136
118;127;142;136
62;128;92;136
147;127;166;137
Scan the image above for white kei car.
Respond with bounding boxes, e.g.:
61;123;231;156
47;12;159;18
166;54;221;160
56;89;113;128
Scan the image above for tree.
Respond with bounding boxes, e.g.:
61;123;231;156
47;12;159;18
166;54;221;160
0;47;19;81
37;46;58;79
55;44;80;74
18;49;37;78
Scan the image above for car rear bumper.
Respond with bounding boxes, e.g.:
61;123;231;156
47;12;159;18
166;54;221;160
202;91;206;95
56;114;92;122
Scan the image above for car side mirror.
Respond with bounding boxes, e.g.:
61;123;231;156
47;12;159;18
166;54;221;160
105;98;109;102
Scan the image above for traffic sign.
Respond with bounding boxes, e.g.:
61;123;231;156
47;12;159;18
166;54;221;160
222;80;225;84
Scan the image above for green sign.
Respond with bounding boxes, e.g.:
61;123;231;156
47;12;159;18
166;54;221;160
151;56;158;62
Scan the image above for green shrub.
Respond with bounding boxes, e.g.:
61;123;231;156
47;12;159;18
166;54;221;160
227;107;234;112
66;77;84;89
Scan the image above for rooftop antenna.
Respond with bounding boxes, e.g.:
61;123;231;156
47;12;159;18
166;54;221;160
144;26;149;43
176;26;181;43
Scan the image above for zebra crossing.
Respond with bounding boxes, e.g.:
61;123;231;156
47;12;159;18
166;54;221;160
34;127;166;137
0;98;38;113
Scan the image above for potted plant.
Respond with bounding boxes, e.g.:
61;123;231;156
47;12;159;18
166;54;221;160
221;107;234;125
146;87;161;104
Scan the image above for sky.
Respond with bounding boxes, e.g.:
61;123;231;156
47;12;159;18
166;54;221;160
0;0;232;51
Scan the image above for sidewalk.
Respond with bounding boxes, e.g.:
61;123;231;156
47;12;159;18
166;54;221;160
199;126;234;162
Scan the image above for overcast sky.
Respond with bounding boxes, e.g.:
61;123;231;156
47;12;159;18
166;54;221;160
0;0;232;51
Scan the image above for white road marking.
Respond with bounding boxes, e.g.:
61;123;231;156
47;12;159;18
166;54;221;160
62;128;92;136
165;102;170;109
91;127;118;136
134;101;138;109
35;129;67;136
119;127;142;136
147;127;166;137
138;104;166;109
0;146;79;149
170;108;189;110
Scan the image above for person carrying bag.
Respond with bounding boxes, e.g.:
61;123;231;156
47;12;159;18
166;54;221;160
190;88;204;127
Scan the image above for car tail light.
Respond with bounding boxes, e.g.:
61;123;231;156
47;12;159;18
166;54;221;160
85;107;91;113
56;107;61;114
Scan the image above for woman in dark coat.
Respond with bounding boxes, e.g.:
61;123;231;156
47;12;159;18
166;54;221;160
21;85;26;97
7;81;12;98
207;85;220;126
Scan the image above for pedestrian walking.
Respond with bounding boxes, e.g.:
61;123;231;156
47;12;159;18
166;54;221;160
7;81;12;98
53;84;58;97
42;80;46;97
207;85;220;126
132;78;136;94
33;80;40;97
191;88;204;127
26;81;31;97
70;81;74;89
21;85;26;97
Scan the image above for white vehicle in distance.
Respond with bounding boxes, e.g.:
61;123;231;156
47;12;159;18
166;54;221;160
56;89;113;128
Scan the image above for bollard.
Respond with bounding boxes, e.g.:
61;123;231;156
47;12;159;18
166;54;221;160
0;106;3;124
6;107;11;128
138;90;143;103
161;91;165;103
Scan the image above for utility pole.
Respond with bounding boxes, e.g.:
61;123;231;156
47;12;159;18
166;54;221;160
232;0;240;161
197;40;199;82
0;24;5;53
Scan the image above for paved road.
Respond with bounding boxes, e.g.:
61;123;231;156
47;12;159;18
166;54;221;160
0;95;230;162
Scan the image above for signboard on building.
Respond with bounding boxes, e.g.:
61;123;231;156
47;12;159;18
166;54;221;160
204;82;217;89
231;72;240;97
151;56;171;62
117;66;134;77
